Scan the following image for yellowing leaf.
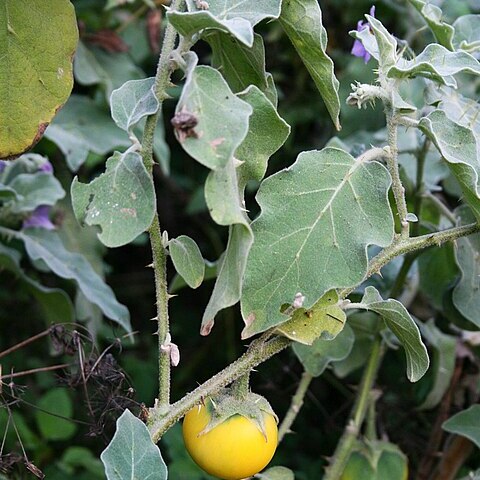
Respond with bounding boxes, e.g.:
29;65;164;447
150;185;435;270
277;290;346;345
0;0;78;158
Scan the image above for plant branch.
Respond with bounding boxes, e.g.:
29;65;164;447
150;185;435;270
139;0;185;411
386;109;409;239
341;222;480;298
278;371;313;443
324;339;384;480
148;335;290;443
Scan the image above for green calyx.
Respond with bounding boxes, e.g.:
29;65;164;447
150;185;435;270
200;388;278;439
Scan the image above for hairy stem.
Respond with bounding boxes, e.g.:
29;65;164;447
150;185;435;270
231;372;251;400
324;339;383;480
386;109;409;239
278;371;313;443
140;0;185;410
148;336;290;443
341;222;480;298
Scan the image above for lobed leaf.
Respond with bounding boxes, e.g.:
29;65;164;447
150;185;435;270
71;149;156;248
418;109;480;221
409;0;454;50
280;0;340;130
388;44;480;88
0;0;78;159
101;409;168;480
174;55;252;170
168;0;282;47
241;148;394;338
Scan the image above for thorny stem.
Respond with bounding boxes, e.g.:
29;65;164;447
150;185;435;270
340;222;480;298
140;0;185;412
148;336;290;443
386;108;410;239
389;137;429;298
278;371;313;443
324;339;384;480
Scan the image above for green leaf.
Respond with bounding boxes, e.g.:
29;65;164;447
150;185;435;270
277;290;346;345
443;405;480;448
359;287;429;382
340;441;408;480
418;110;480;221
44;95;131;171
110;78;159;134
332;312;378;378
18;228;131;332
236;86;291;189
0;0;78;159
417;320;456;410
101;409;168;480
71;149;156;248
201;87;289;334
208;32;277;105
74;41;144;100
279;0;340;130
418;244;458;310
175;55;252;170
293;323;354;377
61;447;104;477
453;206;480;327
409;0;454;50
0;243;74;324
201;225;253;335
388;44;480;88
241;148;394;338
169;235;205;289
453;15;480;53
433;86;480;135
167;0;282;47
36;388;77;441
7;172;65;213
256;466;295;480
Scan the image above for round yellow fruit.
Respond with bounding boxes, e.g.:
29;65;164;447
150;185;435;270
182;402;278;480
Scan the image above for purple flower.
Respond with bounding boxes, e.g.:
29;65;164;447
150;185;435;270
351;6;376;63
22;205;55;230
0;161;7;173
38;160;53;173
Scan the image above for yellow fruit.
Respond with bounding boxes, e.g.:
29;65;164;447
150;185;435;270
182;401;278;480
